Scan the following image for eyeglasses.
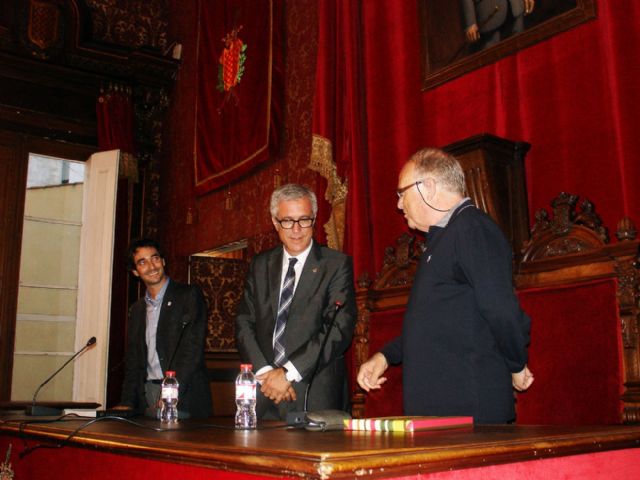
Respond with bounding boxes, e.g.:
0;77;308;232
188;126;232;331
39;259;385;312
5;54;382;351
275;217;315;229
396;180;424;199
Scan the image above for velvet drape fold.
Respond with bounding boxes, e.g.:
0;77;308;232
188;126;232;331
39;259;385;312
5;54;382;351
314;0;373;279
96;86;135;153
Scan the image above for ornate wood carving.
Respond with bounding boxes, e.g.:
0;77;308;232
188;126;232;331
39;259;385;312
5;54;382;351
21;0;64;59
85;0;169;51
521;192;609;261
133;85;170;238
190;257;249;352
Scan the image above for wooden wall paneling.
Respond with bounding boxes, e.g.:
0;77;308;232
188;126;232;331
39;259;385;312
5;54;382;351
444;133;531;258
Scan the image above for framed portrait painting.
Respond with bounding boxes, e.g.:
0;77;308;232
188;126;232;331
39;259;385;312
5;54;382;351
420;0;596;90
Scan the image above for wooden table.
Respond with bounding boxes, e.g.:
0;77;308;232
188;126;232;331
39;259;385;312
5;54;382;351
1;414;639;479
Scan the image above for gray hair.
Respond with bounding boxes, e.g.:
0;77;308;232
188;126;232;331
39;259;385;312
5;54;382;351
408;148;466;195
269;183;318;218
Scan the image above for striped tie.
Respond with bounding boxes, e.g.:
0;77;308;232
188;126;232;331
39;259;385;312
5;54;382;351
274;257;297;366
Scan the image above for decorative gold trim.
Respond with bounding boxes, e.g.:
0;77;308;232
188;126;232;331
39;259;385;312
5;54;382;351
0;442;14;480
309;134;348;251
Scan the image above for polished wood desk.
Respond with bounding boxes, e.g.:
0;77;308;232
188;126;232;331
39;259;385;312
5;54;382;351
1;415;639;479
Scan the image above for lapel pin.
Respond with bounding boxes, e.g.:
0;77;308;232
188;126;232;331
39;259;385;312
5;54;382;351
167;301;172;306
312;267;318;273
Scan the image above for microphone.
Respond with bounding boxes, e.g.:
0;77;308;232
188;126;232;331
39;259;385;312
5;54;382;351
286;296;352;430
26;336;97;416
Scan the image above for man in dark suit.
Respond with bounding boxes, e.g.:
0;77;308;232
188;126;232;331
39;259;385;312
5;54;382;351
116;238;212;418
462;0;535;50
357;149;533;423
235;184;357;420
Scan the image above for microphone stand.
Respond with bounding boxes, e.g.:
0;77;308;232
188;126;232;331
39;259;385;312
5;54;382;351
150;317;190;419
286;300;344;427
26;337;97;416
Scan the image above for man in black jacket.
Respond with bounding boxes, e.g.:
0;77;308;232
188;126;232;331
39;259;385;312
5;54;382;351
357;148;533;423
116;238;212;418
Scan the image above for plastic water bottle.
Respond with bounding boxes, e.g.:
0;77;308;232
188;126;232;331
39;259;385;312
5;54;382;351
160;370;179;423
235;364;257;429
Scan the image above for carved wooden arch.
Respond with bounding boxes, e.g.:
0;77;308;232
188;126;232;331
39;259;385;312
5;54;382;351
521;192;609;262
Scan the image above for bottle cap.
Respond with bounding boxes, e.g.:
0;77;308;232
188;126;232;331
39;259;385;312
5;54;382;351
165;370;176;377
240;363;253;370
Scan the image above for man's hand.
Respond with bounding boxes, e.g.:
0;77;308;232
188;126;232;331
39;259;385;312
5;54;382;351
257;368;297;404
466;24;480;43
512;365;534;391
356;352;389;392
524;0;535;15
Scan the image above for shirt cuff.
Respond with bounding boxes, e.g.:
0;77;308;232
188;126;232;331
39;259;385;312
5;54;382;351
283;361;302;383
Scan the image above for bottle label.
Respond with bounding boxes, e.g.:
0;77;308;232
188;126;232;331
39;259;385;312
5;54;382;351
236;384;256;400
162;385;178;400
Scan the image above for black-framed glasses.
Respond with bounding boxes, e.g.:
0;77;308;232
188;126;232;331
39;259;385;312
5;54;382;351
396;180;424;199
275;217;315;229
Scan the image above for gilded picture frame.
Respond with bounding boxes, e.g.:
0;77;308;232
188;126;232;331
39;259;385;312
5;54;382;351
420;0;596;90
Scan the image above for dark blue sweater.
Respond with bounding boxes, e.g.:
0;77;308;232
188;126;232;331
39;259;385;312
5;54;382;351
382;200;530;423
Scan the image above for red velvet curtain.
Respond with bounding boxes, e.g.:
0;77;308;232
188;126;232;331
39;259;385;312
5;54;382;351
314;0;373;278
96;85;135;153
194;0;284;195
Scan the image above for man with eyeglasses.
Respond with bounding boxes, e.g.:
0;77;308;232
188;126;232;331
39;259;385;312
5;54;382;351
357;148;533;424
115;238;212;418
236;184;357;420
